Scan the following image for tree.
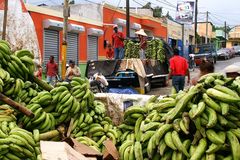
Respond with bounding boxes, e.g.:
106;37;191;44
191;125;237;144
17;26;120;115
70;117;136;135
214;25;231;33
153;6;162;18
165;11;174;20
142;2;152;9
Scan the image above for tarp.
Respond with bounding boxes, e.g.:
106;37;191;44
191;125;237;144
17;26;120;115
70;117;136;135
86;60;118;78
108;88;138;94
0;0;41;64
86;59;169;78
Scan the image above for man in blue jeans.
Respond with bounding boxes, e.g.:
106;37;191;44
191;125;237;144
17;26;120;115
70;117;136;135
168;48;190;92
112;25;125;59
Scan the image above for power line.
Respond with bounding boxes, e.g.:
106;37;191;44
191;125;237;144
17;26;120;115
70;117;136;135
211;12;240;24
155;0;176;8
132;0;144;7
161;0;177;8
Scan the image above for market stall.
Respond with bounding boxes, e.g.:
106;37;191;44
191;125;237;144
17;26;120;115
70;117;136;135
0;39;240;159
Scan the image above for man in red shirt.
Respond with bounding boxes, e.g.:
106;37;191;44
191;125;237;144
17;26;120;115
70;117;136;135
46;56;58;86
168;48;190;92
112;25;125;59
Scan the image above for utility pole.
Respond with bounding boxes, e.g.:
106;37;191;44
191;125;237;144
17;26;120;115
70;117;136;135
224;21;227;47
205;11;209;44
182;23;184;56
2;0;8;40
61;0;69;80
126;0;130;38
194;0;198;45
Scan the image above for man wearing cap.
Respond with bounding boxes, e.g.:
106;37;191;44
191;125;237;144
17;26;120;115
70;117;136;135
112;25;125;59
135;29;147;59
65;60;81;81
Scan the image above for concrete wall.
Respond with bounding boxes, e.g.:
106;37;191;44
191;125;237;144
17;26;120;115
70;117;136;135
197;22;214;38
44;3;103;23
129;8;153;17
167;19;182;40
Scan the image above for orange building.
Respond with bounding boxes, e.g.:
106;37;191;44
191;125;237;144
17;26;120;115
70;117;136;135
25;3;167;76
103;4;167;44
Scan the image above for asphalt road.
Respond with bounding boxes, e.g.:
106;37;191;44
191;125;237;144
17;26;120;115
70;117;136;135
147;56;240;96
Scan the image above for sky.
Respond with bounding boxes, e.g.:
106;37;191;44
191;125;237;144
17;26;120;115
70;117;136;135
26;0;240;27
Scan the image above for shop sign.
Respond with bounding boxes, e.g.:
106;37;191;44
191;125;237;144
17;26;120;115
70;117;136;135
176;0;195;24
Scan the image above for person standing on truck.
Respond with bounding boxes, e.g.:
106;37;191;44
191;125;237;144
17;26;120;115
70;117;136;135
46;56;58;86
112;25;125;59
168;48;190;92
135;29;148;59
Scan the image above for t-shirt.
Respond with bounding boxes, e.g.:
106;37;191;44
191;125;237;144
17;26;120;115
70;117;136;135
106;49;114;59
112;32;124;48
169;55;188;76
46;62;58;77
65;66;81;80
140;36;147;50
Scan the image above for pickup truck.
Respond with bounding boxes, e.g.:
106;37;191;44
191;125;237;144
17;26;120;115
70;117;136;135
189;44;217;65
85;39;173;94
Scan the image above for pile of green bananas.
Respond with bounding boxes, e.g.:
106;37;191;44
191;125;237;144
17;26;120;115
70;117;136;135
118;73;240;159
49;77;94;125
19;104;56;133
0;105;41;160
145;39;166;62
70;77;94;111
71;100;120;152
0;41;35;81
124;40;141;59
18;81;41;104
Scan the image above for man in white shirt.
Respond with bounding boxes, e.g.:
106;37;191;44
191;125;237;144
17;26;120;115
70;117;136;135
65;60;81;81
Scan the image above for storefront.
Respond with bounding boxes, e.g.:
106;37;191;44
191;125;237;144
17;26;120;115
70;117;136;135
103;4;167;46
26;3;168;77
26;4;104;76
167;19;183;55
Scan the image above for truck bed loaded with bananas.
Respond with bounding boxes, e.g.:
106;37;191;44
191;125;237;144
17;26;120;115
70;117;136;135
0;40;240;159
124;39;167;63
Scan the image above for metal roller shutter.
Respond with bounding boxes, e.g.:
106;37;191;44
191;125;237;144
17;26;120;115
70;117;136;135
44;29;59;66
118;25;123;32
87;36;98;60
67;33;79;65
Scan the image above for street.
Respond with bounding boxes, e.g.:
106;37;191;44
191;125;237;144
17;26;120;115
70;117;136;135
148;56;240;96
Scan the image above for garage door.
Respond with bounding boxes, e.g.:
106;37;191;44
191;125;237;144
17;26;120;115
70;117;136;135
44;29;59;66
87;36;98;60
67;33;79;65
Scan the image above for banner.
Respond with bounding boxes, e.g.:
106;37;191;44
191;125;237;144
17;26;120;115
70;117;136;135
176;0;195;23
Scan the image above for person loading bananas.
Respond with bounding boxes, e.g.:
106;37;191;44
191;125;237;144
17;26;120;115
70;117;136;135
135;29;148;59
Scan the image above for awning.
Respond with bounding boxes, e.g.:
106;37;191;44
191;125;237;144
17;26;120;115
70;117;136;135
114;18;126;26
87;28;104;36
131;23;141;30
43;19;63;30
68;24;85;33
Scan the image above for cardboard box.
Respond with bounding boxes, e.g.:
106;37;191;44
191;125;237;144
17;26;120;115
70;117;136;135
40;141;88;160
65;138;103;160
102;140;119;160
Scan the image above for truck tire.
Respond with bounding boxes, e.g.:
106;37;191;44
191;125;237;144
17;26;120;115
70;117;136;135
145;78;151;93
